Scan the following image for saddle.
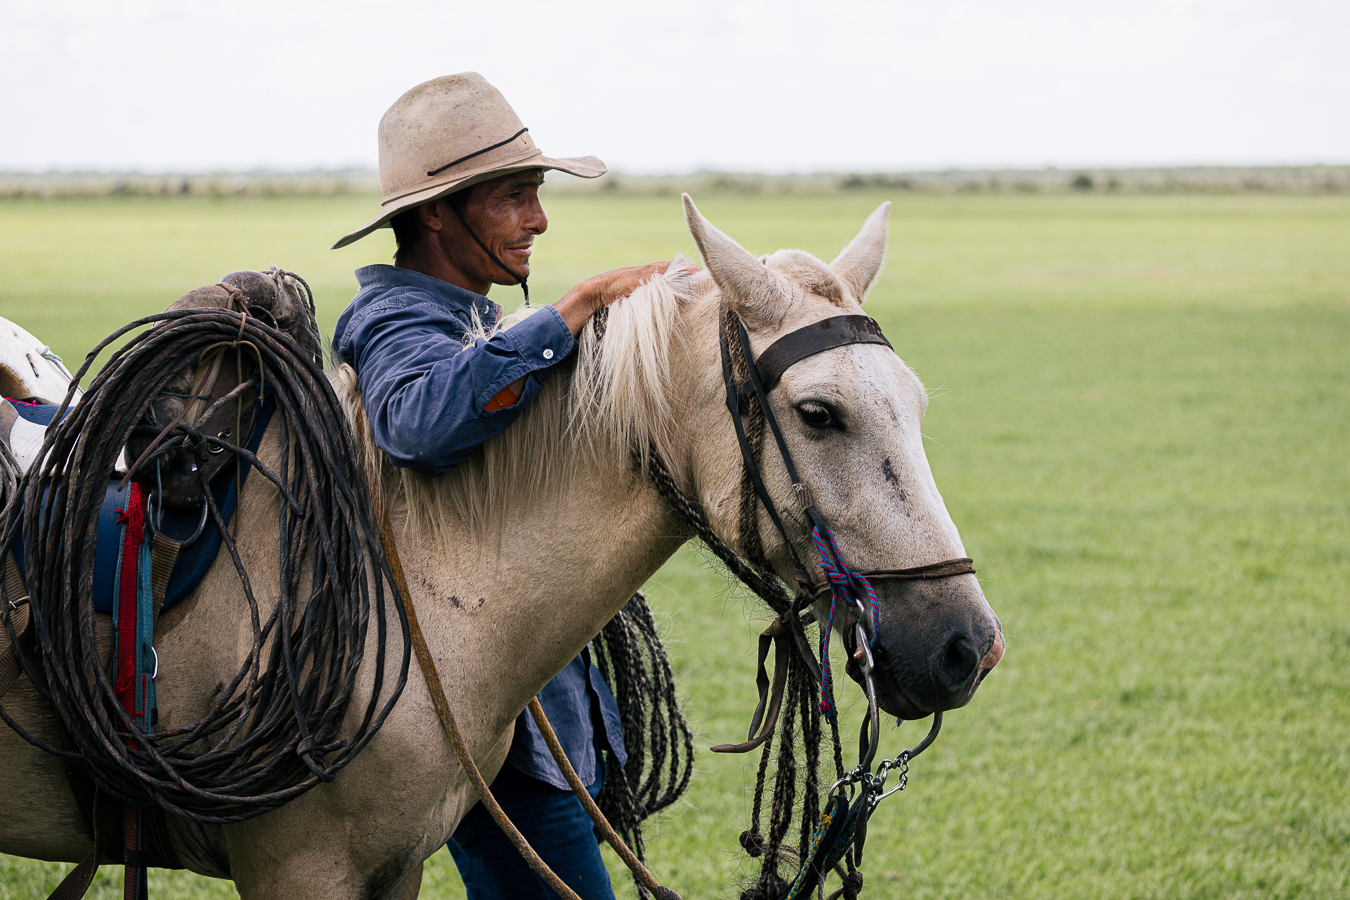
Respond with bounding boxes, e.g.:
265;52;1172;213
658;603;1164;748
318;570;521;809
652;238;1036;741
123;267;319;508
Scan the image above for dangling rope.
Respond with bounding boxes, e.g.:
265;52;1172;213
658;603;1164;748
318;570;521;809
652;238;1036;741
592;591;696;898
642;445;840;900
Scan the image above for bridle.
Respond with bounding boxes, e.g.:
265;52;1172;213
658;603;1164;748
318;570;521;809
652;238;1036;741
711;302;977;896
718;302;974;745
619;298;981;897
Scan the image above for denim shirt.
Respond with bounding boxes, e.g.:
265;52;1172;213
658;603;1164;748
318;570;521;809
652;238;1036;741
333;265;575;477
334;264;626;788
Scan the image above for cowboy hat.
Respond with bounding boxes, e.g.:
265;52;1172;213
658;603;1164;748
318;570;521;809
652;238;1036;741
332;73;606;249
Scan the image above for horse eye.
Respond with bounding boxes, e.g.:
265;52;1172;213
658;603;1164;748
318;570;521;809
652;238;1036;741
796;402;838;430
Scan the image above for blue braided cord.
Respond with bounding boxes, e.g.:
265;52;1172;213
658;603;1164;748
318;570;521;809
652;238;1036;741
783;793;858;900
811;526;881;717
38;344;76;380
811;526;880;642
819;583;838;718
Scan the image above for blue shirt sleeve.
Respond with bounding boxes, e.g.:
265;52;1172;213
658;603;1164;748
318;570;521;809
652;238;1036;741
506;648;628;790
341;294;575;476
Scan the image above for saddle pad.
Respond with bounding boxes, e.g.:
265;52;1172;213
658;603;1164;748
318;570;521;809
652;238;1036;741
9;397;274;614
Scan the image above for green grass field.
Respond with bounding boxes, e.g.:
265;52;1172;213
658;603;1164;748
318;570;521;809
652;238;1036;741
0;190;1347;898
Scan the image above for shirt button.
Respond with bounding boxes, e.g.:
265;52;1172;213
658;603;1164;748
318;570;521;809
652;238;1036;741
542;348;554;360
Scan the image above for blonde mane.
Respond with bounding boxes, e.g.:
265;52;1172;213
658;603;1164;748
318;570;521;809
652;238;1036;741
331;263;706;548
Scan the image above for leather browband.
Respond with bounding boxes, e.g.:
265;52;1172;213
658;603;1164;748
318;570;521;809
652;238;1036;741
755;315;892;392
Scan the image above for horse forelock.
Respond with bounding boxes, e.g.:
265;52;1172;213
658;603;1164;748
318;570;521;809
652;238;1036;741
763;249;847;307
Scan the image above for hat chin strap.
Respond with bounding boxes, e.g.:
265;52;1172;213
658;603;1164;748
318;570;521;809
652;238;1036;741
448;203;530;304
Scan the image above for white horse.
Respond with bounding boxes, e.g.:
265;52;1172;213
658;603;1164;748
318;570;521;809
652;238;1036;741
0;196;1002;898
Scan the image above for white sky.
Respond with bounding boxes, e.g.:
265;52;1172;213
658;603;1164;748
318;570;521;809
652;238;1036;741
3;0;1347;173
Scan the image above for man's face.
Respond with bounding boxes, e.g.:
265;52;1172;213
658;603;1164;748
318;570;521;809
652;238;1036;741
436;170;548;288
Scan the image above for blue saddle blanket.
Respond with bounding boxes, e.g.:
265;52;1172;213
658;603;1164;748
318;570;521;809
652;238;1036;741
8;397;274;614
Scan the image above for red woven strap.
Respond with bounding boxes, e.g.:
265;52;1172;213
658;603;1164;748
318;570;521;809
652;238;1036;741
113;483;146;716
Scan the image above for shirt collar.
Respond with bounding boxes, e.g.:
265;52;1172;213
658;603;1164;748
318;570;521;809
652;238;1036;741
355;264;499;321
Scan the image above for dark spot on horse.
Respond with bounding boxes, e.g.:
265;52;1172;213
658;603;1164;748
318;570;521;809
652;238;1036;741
882;458;907;502
446;595;462;609
477;597;485;608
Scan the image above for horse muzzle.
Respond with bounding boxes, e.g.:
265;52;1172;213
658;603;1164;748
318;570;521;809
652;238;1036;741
847;575;1004;720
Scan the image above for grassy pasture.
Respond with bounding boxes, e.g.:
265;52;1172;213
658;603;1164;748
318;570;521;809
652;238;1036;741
0;191;1347;898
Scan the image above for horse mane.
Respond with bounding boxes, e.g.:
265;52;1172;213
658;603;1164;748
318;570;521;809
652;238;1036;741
331;261;706;547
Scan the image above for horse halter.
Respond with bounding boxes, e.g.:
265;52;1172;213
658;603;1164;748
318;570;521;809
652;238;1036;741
716;302;976;768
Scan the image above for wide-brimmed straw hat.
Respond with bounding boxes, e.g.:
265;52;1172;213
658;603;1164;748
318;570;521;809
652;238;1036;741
332;73;606;249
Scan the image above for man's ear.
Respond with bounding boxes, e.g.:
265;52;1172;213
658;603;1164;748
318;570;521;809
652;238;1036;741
418;200;446;233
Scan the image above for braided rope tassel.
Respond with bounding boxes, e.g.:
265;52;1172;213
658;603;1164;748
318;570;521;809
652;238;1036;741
811;526;880;716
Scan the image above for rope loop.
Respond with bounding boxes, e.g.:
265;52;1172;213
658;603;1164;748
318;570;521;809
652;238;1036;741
826;870;865;900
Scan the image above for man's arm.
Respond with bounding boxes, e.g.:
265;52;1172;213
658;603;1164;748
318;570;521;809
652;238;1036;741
349;299;574;475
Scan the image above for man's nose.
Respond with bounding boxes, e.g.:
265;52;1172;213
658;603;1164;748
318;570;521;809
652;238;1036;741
526;198;548;235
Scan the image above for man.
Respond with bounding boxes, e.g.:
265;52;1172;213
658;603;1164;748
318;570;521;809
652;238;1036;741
331;73;676;898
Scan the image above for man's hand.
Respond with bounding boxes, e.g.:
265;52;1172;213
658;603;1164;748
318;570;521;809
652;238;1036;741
553;261;699;336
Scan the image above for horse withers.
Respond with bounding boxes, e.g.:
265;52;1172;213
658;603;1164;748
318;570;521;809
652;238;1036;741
0;197;1002;898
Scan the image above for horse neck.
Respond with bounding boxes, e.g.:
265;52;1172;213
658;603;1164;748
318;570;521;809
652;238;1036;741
388;419;688;742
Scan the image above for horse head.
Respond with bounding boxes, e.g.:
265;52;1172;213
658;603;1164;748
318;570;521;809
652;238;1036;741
682;195;1004;720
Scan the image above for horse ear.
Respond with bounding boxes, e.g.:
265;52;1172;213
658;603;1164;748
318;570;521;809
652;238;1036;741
683;194;784;320
829;202;891;304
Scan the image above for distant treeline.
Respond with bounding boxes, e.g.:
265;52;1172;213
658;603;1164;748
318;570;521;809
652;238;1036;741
2;165;1348;199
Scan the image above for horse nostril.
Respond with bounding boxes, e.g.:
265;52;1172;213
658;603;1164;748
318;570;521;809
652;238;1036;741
934;633;979;695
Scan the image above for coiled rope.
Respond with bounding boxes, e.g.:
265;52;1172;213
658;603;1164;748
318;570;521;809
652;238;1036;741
0;305;410;824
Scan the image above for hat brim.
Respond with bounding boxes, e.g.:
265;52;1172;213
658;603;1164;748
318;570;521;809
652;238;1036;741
331;153;606;250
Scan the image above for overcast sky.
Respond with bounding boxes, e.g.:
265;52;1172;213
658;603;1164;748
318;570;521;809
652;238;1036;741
3;0;1347;173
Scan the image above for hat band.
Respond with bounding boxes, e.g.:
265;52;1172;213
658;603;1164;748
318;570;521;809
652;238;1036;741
427;127;529;177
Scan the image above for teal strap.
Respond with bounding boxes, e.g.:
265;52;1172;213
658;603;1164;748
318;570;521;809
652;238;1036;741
134;537;156;728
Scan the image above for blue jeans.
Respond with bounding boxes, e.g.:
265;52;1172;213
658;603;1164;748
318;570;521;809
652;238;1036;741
446;763;616;900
